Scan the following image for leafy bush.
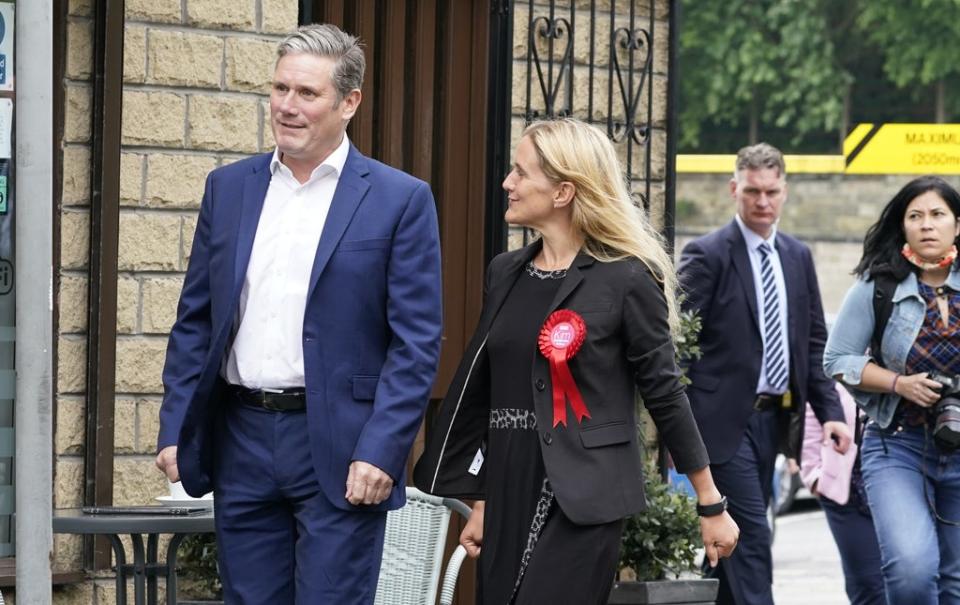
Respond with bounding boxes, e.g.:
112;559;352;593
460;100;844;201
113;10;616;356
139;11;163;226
619;467;702;580
674;306;702;385
178;533;222;599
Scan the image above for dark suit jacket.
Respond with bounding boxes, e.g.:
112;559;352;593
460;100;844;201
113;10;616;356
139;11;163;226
159;146;443;512
414;241;709;525
678;220;843;464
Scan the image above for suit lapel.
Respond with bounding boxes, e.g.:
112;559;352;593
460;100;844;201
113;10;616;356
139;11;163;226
546;252;594;314
726;223;760;333
233;156;273;297
777;237;801;355
477;242;540;336
476;243;593;336
305;146;371;303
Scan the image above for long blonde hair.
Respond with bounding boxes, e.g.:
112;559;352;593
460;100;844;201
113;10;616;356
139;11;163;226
523;118;680;332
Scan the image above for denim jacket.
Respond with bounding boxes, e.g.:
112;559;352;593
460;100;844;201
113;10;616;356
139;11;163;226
823;268;960;428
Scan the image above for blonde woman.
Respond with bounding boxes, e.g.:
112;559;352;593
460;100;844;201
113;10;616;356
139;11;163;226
414;118;738;604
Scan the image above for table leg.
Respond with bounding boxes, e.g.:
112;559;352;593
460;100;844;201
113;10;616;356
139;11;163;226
108;534;128;605
147;534;159;605
165;534;187;605
131;534;147;605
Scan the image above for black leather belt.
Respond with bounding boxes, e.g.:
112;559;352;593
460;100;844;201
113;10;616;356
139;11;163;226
229;385;306;411
753;393;783;412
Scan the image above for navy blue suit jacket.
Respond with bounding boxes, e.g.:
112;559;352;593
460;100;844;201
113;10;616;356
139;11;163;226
678;220;842;464
158;146;443;512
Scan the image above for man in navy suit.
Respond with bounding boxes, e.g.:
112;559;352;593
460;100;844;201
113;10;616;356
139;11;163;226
154;24;442;604
678;143;850;605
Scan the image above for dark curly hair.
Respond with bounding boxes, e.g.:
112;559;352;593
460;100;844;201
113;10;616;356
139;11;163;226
853;176;960;281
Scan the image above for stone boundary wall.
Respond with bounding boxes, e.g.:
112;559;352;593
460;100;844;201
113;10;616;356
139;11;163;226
675;172;960;315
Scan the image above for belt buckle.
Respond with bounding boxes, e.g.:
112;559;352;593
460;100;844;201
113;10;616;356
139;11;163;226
259;390;283;412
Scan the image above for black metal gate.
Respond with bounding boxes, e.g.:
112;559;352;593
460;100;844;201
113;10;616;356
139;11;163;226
487;0;663;252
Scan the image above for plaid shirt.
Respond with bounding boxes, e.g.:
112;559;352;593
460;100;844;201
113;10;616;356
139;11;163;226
903;281;960;425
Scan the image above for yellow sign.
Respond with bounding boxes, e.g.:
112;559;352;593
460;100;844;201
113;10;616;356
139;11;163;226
844;123;960;175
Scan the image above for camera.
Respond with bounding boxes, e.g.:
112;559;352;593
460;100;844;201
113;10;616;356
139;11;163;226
925;372;960;450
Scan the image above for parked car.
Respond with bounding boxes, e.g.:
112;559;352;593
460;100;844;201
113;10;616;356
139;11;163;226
772;453;813;515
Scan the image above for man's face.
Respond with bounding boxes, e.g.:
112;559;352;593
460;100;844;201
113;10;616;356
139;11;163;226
730;167;786;238
269;53;360;169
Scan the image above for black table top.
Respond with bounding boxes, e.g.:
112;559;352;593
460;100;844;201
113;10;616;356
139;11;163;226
53;508;215;534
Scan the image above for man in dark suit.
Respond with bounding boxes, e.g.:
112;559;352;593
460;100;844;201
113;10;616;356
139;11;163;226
678;143;850;605
154;24;442;603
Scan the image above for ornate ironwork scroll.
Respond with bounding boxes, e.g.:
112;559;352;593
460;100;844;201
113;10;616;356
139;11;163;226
520;0;658;211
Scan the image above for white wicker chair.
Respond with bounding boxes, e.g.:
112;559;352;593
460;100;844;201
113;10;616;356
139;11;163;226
374;487;471;605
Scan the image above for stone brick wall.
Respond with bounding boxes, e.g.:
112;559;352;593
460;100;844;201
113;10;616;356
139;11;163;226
508;0;669;249
114;0;294;507
675;172;960;315
51;0;296;601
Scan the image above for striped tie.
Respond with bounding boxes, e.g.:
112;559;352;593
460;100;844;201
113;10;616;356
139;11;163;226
758;243;787;392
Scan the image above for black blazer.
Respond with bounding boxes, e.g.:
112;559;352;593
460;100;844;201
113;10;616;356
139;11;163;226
677;221;843;464
414;241;709;525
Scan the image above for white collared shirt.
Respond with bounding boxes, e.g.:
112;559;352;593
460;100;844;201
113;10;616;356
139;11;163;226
223;135;351;388
735;214;791;395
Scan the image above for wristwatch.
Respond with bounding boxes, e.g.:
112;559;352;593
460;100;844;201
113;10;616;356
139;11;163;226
696;496;728;517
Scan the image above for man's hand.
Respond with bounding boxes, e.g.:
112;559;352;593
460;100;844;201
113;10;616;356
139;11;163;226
701;511;739;568
345;461;394;505
822;420;852;454
155;446;179;482
460;501;485;558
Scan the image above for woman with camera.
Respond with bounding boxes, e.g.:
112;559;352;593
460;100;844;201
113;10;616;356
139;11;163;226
824;176;960;604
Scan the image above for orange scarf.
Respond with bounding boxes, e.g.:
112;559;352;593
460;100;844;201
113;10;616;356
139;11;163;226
901;243;957;270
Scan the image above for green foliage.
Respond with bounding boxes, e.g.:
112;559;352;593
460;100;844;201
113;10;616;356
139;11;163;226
857;0;960;90
675;305;702;385
178;533;222;599
619;463;702;580
679;0;850;149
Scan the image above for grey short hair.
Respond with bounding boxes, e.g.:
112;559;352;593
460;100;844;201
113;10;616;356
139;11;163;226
734;142;786;179
276;24;365;103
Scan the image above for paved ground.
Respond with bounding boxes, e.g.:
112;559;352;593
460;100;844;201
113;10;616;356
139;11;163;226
772;500;848;604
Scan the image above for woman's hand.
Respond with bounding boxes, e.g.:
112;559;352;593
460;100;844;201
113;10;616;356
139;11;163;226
701;511;739;568
894;372;943;407
460;501;485;558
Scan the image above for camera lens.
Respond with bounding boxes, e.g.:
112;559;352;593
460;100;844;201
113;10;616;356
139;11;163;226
934;399;960;451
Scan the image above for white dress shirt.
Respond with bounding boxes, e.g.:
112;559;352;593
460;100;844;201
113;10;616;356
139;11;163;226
735;214;791;395
223;135;351;388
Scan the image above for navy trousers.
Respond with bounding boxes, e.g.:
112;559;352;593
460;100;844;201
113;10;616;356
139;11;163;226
819;493;884;605
212;401;387;605
706;409;779;605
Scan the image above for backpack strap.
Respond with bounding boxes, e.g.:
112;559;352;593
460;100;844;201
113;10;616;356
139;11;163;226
871;274;897;368
862;273;898;446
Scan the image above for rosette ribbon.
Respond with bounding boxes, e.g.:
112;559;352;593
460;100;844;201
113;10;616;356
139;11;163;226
538;309;590;427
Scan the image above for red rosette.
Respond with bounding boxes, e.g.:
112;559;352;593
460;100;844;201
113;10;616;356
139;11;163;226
538;310;590;427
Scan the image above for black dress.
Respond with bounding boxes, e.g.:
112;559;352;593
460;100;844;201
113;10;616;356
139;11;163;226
478;262;624;605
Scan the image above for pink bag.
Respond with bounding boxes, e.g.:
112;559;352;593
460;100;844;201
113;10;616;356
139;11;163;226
817;441;858;505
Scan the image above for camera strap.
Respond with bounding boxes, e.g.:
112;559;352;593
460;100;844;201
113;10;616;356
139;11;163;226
922;424;960;526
